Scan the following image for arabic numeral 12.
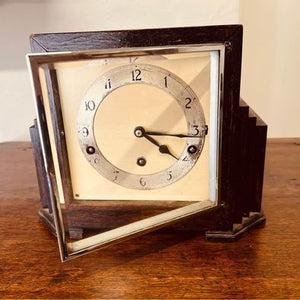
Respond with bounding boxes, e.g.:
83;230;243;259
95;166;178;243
132;69;142;81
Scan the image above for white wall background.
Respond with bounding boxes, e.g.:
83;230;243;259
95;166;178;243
2;0;299;142
240;0;300;137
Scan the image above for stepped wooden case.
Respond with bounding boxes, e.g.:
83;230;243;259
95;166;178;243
27;25;267;261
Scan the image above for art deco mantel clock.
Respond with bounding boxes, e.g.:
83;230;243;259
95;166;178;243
27;25;267;261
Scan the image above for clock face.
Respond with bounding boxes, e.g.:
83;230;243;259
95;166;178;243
38;48;220;203
77;63;206;190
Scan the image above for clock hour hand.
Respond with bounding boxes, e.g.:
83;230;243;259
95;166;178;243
134;126;179;160
158;144;178;160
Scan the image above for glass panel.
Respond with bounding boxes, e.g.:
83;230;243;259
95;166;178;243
29;45;224;260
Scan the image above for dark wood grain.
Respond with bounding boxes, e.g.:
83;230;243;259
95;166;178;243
30;25;242;53
44;67;74;208
0;139;299;299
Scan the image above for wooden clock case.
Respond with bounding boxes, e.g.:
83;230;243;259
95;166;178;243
29;25;267;242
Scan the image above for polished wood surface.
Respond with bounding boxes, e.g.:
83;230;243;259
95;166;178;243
0;139;299;299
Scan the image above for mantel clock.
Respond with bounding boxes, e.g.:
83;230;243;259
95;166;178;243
27;25;267;261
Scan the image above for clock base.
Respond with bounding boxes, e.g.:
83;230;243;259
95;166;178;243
38;205;266;241
205;212;266;241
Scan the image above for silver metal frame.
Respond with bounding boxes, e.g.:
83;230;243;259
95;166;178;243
26;44;225;261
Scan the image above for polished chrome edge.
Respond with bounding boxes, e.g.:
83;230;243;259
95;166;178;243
67;200;215;260
26;44;225;64
26;54;68;261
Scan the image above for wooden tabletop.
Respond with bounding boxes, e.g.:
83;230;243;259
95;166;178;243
0;140;299;299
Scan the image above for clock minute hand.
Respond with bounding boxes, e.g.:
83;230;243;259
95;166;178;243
144;128;208;138
146;131;197;138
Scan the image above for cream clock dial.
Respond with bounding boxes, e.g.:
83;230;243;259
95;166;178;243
77;63;207;190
